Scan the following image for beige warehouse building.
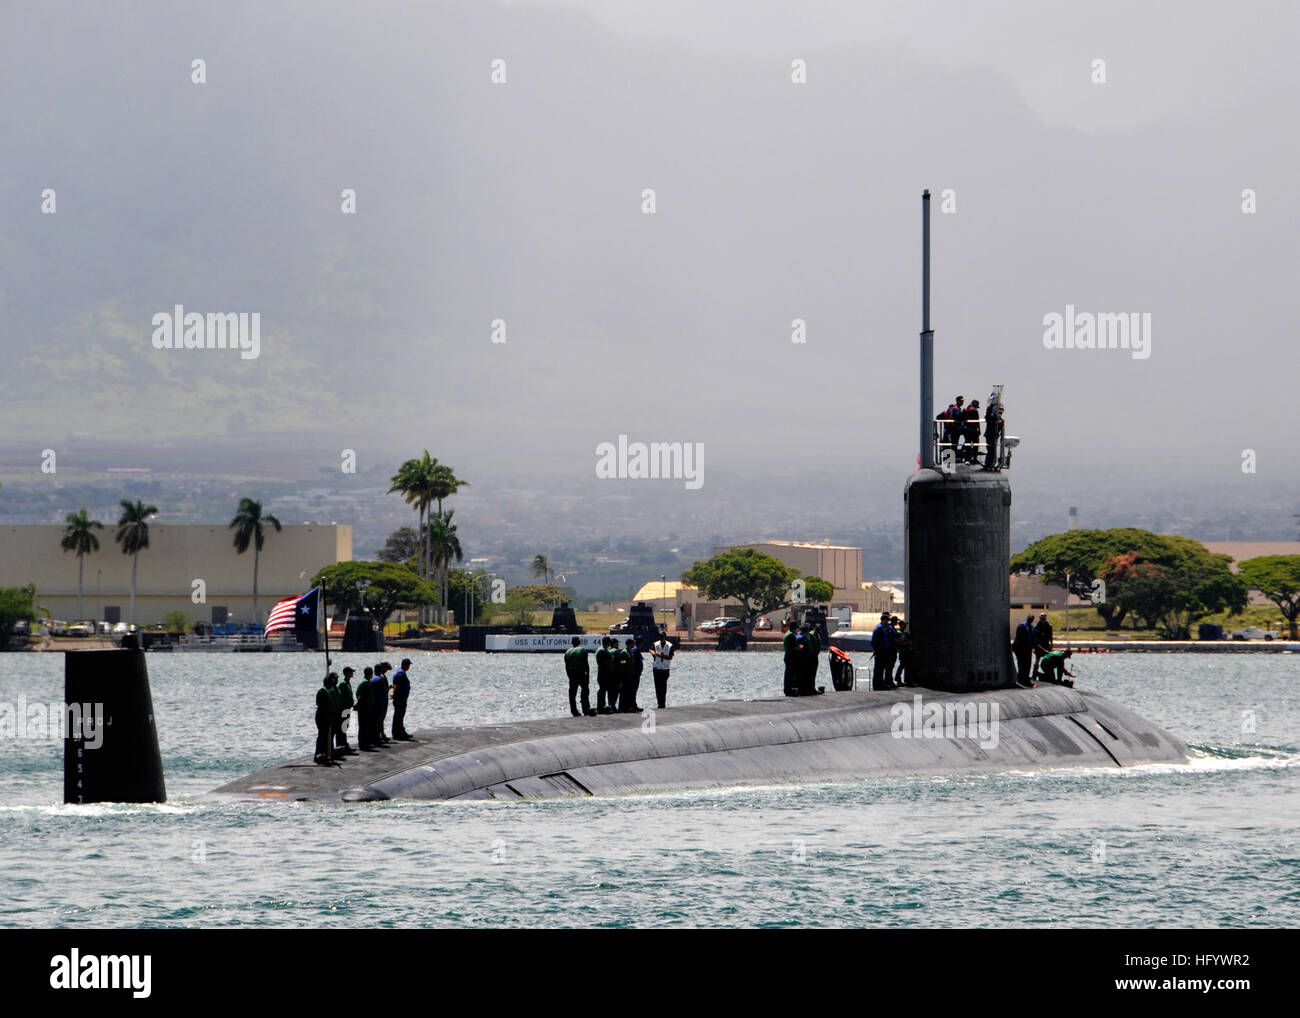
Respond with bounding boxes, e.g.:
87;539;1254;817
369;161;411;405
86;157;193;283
0;523;351;626
675;540;868;623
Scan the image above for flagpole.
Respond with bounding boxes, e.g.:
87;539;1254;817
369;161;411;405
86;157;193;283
321;586;331;671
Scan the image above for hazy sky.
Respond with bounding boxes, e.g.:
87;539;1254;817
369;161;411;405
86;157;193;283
1;1;1296;511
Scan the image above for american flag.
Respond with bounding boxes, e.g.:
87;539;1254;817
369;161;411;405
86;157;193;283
265;587;320;634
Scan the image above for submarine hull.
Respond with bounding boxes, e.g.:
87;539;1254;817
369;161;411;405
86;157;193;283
213;687;1189;803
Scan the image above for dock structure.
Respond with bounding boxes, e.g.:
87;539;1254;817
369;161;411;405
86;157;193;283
211;685;1188;802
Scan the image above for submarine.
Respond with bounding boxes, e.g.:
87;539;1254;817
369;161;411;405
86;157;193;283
210;191;1189;804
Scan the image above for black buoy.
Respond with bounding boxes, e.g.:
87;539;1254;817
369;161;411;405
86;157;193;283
63;648;166;803
341;611;380;652
549;602;580;632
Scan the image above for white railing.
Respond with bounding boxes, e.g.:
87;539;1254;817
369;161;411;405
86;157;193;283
931;415;1017;472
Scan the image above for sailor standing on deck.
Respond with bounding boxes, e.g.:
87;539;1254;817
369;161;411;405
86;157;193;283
610;640;628;713
1013;614;1036;686
354;666;375;750
798;622;823;695
782;621;800;696
326;671;346;761
1033;613;1054;679
940;396;964;459
961;399;982;463
871;613;895;690
620;637;644;712
894;620;914;686
595;637;616;714
314;673;336;765
370;663;390;744
882;616;899;688
650;629;675;708
982;394;1004;471
391;658;413;740
335;667;356;754
564;637;594;717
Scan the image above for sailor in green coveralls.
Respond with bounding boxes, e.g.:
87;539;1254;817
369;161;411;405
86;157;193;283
783;623;801;696
314;673;337;765
564;637;594;717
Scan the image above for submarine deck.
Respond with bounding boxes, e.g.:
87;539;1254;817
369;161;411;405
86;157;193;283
211;684;1189;802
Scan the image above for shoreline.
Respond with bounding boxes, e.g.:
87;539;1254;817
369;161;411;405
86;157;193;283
15;636;1299;654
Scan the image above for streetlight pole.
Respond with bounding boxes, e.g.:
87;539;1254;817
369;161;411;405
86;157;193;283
662;574;667;633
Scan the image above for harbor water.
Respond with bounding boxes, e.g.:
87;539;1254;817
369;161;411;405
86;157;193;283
1;650;1297;928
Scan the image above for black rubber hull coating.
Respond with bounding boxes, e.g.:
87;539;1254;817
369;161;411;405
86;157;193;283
341;687;1187;802
905;468;1014;690
64;649;167;804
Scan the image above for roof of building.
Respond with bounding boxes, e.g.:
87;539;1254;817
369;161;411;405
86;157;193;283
1201;542;1300;570
1009;574;1070;607
632;580;687;602
740;540;861;551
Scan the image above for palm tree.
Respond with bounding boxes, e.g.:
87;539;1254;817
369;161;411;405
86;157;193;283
390;452;439;623
430;463;469;517
229;498;282;627
61;509;104;620
391;453;468;623
531;554;559;609
429;463;468;619
427;509;463;617
115;499;158;625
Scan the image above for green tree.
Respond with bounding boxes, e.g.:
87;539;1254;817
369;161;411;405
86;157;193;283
485;587;543;627
429;464;469;611
161;609;189;631
1012;528;1234;631
376;526;420;565
427;509;463;617
1167;570;1247;639
229;498;282;627
1101;545;1246;638
60;508;103;621
115;499;158;625
1237;555;1300;639
389;454;468;623
801;575;835;604
390;452;437;622
682;548;802;642
430;462;469;517
0;584;37;650
312;561;437;630
1103;555;1177;630
447;568;489;625
511;583;572;606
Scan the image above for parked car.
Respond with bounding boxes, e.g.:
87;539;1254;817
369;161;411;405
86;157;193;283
754;617;773;631
66;623;93;637
1231;626;1280;641
697;616;738;633
608;620;631;634
111;622;136;635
